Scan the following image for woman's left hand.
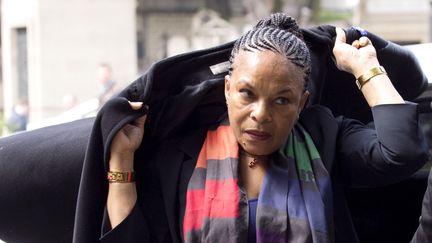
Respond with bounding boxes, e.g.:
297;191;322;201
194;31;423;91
332;27;380;78
332;27;404;107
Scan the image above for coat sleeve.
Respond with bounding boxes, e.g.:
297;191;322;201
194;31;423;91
73;96;149;243
336;102;429;187
98;145;173;243
411;169;432;243
100;204;150;242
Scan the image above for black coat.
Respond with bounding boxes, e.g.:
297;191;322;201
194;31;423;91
74;26;429;242
0;25;428;243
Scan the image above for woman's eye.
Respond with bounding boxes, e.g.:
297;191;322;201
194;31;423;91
275;97;289;105
239;89;254;99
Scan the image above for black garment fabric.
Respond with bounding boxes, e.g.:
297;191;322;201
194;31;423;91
302;25;427;123
412;170;432;242
0;25;428;243
72;23;428;240
0;118;94;243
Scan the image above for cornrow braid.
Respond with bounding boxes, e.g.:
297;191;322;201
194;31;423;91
229;13;311;89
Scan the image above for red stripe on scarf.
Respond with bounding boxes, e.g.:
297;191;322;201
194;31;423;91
184;179;239;231
196;125;238;168
184;189;205;231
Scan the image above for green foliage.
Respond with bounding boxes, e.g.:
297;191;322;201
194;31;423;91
317;9;352;23
0;112;3;137
310;0;321;23
272;0;284;13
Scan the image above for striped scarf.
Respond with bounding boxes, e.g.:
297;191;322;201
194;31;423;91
183;121;334;243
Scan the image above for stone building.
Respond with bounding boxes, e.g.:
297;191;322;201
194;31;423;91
1;0;248;130
135;0;246;72
1;0;138;126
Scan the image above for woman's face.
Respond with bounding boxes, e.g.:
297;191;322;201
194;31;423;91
225;50;309;155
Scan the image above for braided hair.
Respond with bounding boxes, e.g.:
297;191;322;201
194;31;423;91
229;13;311;89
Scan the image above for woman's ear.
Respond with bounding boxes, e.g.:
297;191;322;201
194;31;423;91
224;75;231;101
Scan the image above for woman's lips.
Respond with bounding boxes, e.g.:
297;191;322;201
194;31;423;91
245;129;272;141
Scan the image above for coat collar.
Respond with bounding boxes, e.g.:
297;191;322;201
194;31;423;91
156;127;207;242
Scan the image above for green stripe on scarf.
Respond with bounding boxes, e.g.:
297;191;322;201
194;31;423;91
283;126;320;183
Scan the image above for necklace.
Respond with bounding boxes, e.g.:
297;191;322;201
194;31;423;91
239;149;267;167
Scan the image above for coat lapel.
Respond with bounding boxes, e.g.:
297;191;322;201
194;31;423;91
156;127;207;242
299;105;338;171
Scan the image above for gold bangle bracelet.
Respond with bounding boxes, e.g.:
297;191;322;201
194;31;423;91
355;66;387;90
107;171;135;183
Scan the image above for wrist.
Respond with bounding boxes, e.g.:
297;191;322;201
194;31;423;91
109;154;134;171
352;60;380;79
355;66;387;90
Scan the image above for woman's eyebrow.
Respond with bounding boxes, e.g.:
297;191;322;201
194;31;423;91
237;79;254;88
277;86;294;95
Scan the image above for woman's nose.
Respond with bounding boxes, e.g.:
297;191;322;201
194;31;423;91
250;101;272;123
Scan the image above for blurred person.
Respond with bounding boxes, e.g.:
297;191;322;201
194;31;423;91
97;63;118;106
6;99;29;133
62;94;79;111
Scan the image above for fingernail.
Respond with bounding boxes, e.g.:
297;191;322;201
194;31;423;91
128;101;143;106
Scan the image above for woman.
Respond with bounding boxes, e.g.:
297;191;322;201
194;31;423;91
102;13;427;242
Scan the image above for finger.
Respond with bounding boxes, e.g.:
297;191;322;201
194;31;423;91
128;101;143;110
122;124;134;134
334;27;346;44
359;36;371;47
133;115;147;129
352;40;360;49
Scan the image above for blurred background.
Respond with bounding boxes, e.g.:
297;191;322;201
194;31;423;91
0;0;431;136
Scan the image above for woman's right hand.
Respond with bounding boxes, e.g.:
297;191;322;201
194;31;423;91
109;101;147;171
333;27;379;78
